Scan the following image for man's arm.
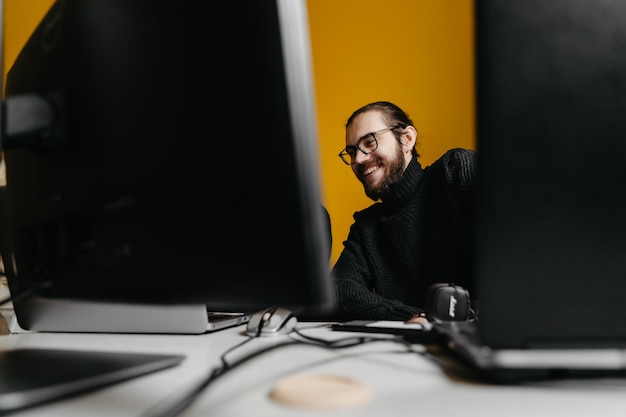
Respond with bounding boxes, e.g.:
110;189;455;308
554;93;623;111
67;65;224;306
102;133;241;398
332;231;421;321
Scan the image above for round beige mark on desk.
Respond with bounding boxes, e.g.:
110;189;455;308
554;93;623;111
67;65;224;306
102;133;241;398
269;373;372;409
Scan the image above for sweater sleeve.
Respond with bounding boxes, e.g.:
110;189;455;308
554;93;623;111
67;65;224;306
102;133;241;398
331;211;423;321
439;147;477;187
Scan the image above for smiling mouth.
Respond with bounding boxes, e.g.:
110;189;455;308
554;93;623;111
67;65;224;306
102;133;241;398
363;165;378;176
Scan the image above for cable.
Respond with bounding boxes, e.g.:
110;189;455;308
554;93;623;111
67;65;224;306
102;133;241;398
140;335;298;417
140;325;413;417
291;325;409;349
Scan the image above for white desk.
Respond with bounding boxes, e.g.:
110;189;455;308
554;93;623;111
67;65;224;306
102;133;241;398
1;322;626;417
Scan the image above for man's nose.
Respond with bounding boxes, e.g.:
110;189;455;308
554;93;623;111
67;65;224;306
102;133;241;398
353;148;371;164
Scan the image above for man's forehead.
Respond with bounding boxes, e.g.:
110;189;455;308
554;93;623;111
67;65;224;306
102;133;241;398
348;111;385;138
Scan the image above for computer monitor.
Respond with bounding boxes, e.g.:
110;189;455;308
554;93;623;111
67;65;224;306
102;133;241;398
473;0;626;340
1;0;335;318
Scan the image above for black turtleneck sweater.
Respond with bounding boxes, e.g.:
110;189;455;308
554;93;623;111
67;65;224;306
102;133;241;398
331;148;477;321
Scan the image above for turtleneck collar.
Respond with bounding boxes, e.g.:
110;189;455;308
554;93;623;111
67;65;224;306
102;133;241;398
381;156;423;213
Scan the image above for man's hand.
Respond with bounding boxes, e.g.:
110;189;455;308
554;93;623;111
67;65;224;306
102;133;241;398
405;313;429;325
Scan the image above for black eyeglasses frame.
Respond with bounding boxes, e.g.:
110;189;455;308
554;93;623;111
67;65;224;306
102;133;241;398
338;124;404;165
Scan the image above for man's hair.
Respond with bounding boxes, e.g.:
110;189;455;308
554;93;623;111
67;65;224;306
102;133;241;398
346;101;419;158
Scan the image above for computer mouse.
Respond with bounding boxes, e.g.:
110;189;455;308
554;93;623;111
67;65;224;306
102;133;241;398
246;306;298;337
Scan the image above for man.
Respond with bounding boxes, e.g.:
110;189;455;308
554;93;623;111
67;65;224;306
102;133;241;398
332;101;476;323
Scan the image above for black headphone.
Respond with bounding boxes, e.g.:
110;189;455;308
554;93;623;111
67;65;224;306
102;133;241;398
425;283;473;322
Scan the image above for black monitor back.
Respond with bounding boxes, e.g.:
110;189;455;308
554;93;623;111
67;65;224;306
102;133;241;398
474;0;626;348
2;0;335;317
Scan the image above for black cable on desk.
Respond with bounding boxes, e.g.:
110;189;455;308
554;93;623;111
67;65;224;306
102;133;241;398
292;325;411;349
140;336;299;417
140;326;408;417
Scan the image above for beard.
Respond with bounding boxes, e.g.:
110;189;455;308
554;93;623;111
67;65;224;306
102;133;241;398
360;145;406;201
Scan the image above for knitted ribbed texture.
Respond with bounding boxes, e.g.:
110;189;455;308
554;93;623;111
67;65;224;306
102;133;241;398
332;148;477;321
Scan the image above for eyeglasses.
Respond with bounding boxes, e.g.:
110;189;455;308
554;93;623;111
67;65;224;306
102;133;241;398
338;124;403;165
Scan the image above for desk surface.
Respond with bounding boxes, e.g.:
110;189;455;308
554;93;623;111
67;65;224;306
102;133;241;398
1;322;626;417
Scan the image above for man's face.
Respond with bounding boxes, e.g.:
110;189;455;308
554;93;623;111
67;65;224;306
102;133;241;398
345;111;407;201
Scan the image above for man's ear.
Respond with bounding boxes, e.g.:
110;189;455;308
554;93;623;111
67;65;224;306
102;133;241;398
401;125;418;150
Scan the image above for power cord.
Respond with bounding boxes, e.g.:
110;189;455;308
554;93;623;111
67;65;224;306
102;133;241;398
140;324;413;417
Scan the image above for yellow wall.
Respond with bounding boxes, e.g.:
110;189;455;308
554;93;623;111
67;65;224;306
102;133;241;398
1;0;55;186
3;0;55;84
3;0;475;266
